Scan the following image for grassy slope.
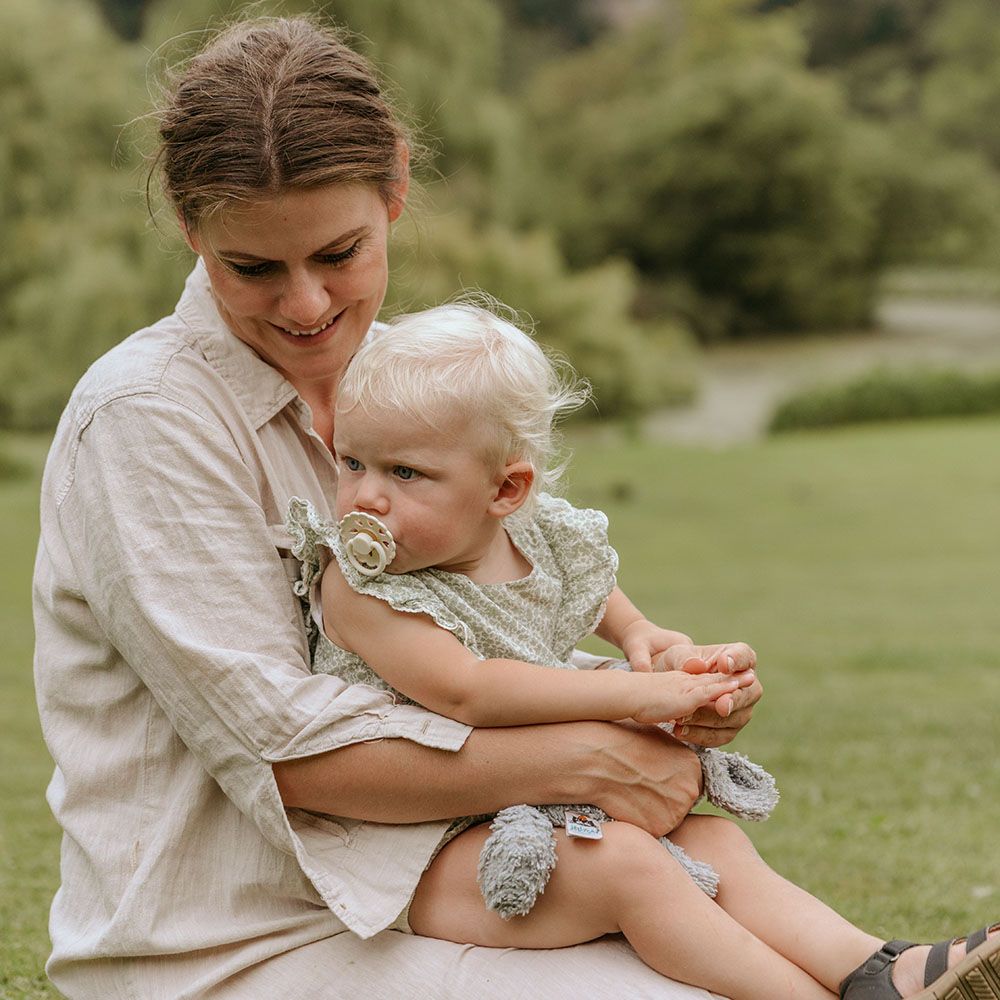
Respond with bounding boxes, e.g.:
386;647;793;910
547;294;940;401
1;435;60;999
568;417;1000;940
2;418;999;993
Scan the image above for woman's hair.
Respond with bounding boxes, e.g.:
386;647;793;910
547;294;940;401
337;297;590;510
151;15;409;229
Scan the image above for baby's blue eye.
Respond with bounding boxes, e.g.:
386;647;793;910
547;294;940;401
343;456;363;472
393;466;418;480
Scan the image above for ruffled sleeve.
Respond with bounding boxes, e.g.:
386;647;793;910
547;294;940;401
527;494;619;657
286;497;484;659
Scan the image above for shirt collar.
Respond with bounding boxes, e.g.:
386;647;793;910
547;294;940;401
174;259;302;431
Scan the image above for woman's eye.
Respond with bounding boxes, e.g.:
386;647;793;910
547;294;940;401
393;466;418;481
316;241;362;267
343;457;363;472
225;259;275;278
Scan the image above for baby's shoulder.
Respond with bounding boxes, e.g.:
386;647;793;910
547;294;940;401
527;493;610;548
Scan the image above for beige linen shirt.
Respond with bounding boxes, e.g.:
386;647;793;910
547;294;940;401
33;262;719;1000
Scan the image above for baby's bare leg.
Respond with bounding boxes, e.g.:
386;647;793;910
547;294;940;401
669;814;882;993
410;821;835;1000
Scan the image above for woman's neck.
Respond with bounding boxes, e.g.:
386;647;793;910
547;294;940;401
296;384;337;449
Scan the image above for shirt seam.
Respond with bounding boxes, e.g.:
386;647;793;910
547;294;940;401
55;384;237;511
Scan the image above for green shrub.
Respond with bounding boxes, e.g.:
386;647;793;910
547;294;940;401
769;366;1000;432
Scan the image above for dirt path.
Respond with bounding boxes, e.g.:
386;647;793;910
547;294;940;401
643;296;1000;445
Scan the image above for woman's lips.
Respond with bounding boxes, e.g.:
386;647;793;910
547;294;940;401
272;310;344;344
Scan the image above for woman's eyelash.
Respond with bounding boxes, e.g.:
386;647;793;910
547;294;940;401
317;242;362;266
224;241;362;278
227;260;275;278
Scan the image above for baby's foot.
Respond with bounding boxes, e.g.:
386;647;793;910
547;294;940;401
892;924;1000;997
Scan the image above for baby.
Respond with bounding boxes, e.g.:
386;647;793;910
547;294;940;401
289;301;998;1000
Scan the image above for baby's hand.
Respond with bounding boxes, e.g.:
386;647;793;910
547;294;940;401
628;670;742;726
663;642;757;723
620;620;693;673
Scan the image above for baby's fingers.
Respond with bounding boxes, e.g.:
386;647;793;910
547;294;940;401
629;650;653;673
686;673;741;709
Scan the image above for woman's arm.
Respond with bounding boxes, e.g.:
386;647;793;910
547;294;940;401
274;719;706;836
324;564;744;728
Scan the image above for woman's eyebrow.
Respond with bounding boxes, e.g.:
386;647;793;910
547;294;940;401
217;226;369;261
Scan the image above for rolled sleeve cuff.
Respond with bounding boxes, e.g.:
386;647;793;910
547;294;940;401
260;690;473;763
256;698;471;940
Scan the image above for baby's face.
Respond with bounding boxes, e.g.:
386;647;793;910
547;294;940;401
333;404;505;575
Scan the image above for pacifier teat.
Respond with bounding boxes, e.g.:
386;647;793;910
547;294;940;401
337;511;396;578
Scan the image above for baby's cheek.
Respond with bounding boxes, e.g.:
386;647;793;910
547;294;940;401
410;520;450;555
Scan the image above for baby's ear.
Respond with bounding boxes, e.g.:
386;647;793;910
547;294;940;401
489;461;534;518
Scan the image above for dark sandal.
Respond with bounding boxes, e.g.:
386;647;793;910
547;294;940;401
839;925;1000;999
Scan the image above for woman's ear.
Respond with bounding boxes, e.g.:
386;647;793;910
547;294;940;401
386;143;411;223
488;462;534;518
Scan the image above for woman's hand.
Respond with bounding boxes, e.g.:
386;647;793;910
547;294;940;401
562;721;704;836
652;641;763;748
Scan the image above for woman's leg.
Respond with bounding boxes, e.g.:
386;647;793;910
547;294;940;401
410;821;836;1000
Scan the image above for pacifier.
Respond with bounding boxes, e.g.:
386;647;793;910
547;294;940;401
337;511;396;578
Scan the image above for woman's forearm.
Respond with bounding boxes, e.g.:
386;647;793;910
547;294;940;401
273;720;704;836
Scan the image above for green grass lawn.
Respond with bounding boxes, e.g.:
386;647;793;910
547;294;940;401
3;418;999;996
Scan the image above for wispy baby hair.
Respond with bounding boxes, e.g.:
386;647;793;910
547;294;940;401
338;295;590;510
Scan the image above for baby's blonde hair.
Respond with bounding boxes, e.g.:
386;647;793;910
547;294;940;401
337;297;589;511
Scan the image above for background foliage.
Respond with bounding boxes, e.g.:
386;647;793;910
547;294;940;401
6;0;1000;427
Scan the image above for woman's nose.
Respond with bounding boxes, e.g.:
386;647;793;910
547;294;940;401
279;269;331;330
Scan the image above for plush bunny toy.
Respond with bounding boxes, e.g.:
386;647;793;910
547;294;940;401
477;721;778;918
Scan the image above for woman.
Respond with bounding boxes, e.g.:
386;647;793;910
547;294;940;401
33;16;762;998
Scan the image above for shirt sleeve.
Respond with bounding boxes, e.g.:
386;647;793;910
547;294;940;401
54;392;470;846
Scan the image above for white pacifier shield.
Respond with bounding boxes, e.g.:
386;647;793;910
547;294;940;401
338;511;396;578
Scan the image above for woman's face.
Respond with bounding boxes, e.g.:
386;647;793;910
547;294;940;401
186;183;403;404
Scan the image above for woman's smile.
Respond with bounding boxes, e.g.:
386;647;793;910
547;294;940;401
184;183;402;411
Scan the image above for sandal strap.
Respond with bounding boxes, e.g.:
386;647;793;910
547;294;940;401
965;926;990;952
840;941;914;999
923;940;950;987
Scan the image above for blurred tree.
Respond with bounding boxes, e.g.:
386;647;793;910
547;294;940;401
920;0;1000;170
501;0;607;47
526;0;1000;336
92;0;151;40
0;0;189;428
525;0;896;336
793;0;940;118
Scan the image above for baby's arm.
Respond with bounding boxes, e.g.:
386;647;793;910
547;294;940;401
322;566;744;729
596;587;756;677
